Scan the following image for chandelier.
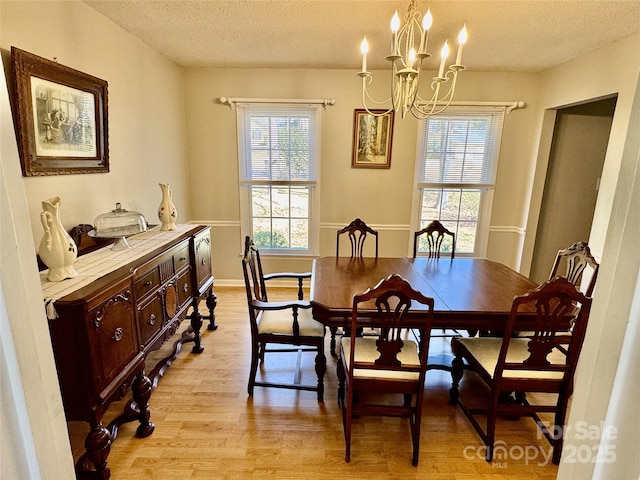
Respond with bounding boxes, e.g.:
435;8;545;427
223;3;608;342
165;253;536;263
358;0;467;119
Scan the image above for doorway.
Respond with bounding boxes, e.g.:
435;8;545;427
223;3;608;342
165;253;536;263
530;96;617;284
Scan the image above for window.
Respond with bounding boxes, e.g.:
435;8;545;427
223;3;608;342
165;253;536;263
237;104;320;254
414;107;505;256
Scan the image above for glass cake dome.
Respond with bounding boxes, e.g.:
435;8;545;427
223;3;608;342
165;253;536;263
90;203;147;250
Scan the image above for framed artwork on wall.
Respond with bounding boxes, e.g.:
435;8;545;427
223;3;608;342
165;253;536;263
351;109;394;169
11;47;109;176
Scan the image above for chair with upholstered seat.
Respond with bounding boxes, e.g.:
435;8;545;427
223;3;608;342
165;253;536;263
241;236;326;401
337;274;434;466
336;218;378;258
413;220;465;365
330;218;380;355
412;220;456;258
449;276;592;464
550;240;599;297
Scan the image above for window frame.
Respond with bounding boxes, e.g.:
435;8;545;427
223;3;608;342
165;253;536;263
236;103;321;256
411;106;505;257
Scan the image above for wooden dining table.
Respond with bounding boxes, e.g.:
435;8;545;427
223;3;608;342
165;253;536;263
310;256;539;332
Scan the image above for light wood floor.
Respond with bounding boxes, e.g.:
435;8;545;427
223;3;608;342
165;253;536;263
69;287;560;479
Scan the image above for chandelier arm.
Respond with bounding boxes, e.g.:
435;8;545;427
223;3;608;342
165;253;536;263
412;70;460;118
360;73;394;116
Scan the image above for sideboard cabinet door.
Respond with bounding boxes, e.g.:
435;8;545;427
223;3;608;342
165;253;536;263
86;281;139;400
193;229;212;295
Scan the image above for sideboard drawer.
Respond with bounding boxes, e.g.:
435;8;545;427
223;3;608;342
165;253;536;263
134;267;160;300
176;268;193;309
137;294;163;347
173;243;191;274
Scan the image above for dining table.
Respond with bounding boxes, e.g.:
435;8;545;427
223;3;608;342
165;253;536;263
310;256;540;332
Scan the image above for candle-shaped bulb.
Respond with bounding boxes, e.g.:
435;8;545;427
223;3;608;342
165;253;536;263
361;37;369;55
391;10;400;55
408;47;416;66
419;8;432;54
458;25;468;45
441;41;450;60
456;25;467;65
390;11;400;32
438;40;449;77
360;36;368;72
422;8;433;31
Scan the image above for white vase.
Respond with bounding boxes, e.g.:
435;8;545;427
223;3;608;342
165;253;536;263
38;196;78;282
157;183;177;231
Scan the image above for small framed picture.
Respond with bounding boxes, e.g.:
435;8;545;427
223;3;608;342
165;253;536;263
11;47;109;176
352;109;394;169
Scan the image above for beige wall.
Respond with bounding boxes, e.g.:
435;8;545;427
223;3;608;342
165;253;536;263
519;33;640;479
1;0;191;477
184;68;539;282
1;0;191;249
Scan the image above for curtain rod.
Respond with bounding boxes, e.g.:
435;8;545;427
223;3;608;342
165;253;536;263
420;100;526;113
219;97;336;110
218;97;522;113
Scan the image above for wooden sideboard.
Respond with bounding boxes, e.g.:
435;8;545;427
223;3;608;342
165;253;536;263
43;225;216;479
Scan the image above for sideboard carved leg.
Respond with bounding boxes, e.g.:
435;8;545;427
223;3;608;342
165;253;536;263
189;301;205;353
79;423;111;480
205;287;218;331
132;373;155;438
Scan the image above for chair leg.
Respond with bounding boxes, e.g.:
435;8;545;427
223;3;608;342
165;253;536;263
329;327;337;356
336;355;351;462
345;392;352;463
315;349;326;402
248;343;259;396
336;356;346;404
552;392;571;464
411;404;422;466
485;393;500;462
449;352;465;405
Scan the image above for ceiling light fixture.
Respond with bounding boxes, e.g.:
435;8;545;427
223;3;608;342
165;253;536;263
358;0;467;119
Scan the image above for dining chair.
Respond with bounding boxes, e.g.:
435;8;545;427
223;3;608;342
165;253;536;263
449;276;592;464
337;274;434;466
331;218;380;355
336;218;378;258
412;220;456;258
413;220;466;365
241;236;326;401
549;240;599;297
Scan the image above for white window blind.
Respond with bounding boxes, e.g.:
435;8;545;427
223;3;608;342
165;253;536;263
417;107;505;189
236;103;320;253
238;105;318;184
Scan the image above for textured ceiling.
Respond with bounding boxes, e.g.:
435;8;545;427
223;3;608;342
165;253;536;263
83;0;640;72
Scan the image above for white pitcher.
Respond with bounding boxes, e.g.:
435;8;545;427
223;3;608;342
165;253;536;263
38;196;78;281
157;183;177;231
